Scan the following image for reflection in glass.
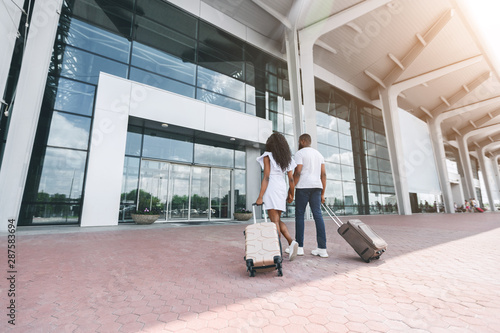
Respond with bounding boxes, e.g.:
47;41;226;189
64;0;134;37
53;45;128;84
120;157;140;221
340;149;354;166
47;112;91;150
197;66;245;101
64;19;130;62
168;164;190;220
142;133;193;162
234;169;246;212
325;162;342;180
137;0;198;38
341;165;355;182
211;168;231;219
190;167;210;219
37;147;87;201
339;133;352;150
52;78;95;116
130;67;195;98
196;88;245;113
131;42;196;85
125;131;142;156
325;180;343;208
138;160;169;219
28;203;81;224
195;143;234;168
235;150;246;169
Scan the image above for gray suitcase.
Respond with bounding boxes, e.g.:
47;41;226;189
322;204;387;263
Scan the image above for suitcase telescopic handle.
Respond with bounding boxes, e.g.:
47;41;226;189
321;203;343;228
252;202;268;223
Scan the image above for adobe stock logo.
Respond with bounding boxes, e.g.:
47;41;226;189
339;0;404;63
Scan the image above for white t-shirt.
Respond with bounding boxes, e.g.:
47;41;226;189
294;147;325;189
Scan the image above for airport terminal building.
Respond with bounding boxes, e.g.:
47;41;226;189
1;0;500;231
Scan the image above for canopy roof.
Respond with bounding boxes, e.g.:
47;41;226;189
202;0;500;161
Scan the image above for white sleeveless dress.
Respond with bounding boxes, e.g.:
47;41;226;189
256;152;297;211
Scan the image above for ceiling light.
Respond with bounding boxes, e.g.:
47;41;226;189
161;123;169;128
230;137;236;141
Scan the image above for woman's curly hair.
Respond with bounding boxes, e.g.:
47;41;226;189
265;132;292;172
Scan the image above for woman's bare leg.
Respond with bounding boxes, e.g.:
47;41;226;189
268;209;292;245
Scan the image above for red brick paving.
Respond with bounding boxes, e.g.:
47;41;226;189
1;212;500;332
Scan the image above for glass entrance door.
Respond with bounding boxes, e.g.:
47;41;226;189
136;159;232;222
138;160;169;220
190;167;210;219
211;168;231;219
168;164;190;220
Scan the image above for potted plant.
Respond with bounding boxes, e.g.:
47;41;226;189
234;208;253;221
131;207;161;224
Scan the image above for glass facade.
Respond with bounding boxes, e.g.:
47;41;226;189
315;79;396;215
19;0;288;225
17;0;397;226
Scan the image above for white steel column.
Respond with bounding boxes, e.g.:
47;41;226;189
476;147;495;210
378;88;411;215
494;155;500;205
456;135;475;199
284;28;303;144
427;117;455;213
298;40;318;147
0;0;63;232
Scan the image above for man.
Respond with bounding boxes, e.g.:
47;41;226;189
287;133;328;258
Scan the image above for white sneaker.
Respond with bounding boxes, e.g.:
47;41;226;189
286;246;304;256
288;240;298;261
311;248;329;258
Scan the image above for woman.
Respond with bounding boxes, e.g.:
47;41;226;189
256;132;298;260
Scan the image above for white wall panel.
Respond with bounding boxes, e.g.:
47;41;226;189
205;104;259;141
81;106;129;227
129;84;205;131
399;109;441;195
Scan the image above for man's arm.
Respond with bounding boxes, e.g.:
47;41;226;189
293;164;302;188
320;163;326;204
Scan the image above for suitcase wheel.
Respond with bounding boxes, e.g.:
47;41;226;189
277;268;283;277
249;270;255;277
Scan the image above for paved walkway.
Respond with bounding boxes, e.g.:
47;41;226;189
2;212;500;332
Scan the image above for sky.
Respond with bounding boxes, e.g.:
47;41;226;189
460;0;500;74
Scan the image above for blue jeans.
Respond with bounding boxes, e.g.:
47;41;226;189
295;188;327;249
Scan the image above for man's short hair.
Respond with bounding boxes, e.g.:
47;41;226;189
299;133;311;144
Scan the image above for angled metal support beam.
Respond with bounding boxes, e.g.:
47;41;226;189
430;71;492;118
470;132;500;150
315;39;338;54
388;53;405;70
371;9;454;94
447;108;500;141
299;0;393;44
419;106;434;118
372;55;482;100
451;127;462;136
436;96;500;134
252;0;292;29
364;70;387;89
